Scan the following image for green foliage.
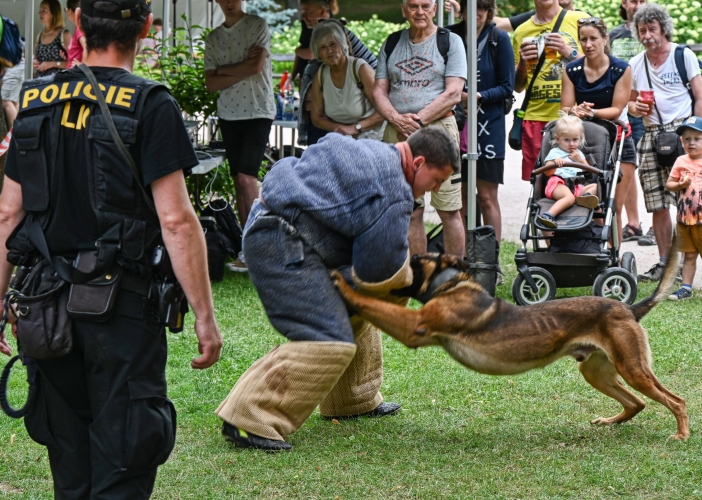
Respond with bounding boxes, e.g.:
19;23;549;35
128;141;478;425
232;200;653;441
345;15;408;56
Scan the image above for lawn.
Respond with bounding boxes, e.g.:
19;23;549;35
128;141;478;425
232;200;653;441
1;241;701;499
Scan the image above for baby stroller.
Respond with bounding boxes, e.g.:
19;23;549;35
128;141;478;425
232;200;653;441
511;118;638;305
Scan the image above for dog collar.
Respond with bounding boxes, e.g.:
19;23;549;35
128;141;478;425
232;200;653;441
416;267;461;304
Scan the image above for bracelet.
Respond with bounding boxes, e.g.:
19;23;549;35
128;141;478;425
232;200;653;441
56;61;60;67
416;118;424;127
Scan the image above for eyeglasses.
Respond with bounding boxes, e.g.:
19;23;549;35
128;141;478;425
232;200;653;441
578;17;602;26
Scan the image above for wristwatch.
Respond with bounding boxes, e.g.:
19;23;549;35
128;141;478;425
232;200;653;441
565;49;578;62
355;123;363;132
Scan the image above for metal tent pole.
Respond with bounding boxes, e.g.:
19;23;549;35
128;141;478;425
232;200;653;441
25;0;35;81
464;0;477;230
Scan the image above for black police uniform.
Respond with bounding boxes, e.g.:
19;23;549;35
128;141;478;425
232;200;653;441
3;67;198;498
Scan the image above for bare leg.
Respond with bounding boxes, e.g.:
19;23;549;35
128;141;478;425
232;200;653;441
548;185;576;216
409;207;427;256
437;209;465;258
579;350;646;426
234;173;259;228
681;252;698;285
459;182;468;232
652;208;673;259
476;179;501;242
615;163;636;247
623;163;640;231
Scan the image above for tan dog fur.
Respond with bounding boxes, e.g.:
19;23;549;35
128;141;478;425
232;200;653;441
332;253;689;440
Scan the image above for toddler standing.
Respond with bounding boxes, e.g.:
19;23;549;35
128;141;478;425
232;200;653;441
665;116;702;300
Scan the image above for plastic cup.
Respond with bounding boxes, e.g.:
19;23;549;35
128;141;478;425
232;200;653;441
640;90;654;113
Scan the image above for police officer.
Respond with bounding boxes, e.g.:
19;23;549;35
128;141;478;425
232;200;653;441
216;129;459;451
0;0;222;496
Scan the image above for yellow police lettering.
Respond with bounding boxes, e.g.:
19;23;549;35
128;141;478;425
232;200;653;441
61;102;76;129
79;105;90;129
115;87;136;108
59;82;72;100
40;84;59;103
105;86;117;104
22;88;40;109
84;83;96;100
73;81;84;97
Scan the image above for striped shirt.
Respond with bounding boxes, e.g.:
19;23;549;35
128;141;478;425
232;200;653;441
346;28;377;70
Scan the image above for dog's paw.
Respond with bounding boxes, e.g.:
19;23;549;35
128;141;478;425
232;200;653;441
668;432;690;441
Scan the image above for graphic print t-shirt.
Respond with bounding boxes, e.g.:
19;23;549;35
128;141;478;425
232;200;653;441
609;23;642;63
671;154;702;225
375;30;467;114
513;9;588;122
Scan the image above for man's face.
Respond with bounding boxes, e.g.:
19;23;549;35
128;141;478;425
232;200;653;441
216;0;243;18
533;0;558;12
623;0;646;22
401;0;437;31
637;20;666;51
301;4;328;28
411;159;453;198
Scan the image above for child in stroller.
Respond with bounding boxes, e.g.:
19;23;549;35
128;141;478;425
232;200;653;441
537;115;600;229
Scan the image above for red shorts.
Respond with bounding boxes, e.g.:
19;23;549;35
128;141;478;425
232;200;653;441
521;120;547;181
545;176;583;199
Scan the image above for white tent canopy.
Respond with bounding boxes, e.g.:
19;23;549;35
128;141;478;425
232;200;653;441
5;0;477;230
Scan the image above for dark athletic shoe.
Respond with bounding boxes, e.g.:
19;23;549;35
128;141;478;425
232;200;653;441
325;402;402;420
638;262;664;282
222;422;292;451
668;287;693;300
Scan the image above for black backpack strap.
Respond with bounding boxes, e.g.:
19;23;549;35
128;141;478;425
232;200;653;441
436;27;450;64
383;30;404;60
488;24;499;64
674;45;695;104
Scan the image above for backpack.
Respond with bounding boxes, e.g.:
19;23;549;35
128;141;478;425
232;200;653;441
0;17;23;68
383;27;466;129
673;45;702;110
201;199;243;258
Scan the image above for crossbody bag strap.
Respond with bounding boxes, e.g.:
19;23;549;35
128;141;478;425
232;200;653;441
77;64;158;217
520;8;568;113
643;55;665;124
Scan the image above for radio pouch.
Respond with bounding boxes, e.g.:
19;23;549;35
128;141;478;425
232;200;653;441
67;250;123;322
11;260;72;359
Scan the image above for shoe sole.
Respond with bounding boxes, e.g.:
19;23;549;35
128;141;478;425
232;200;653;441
222;432;291;451
575;196;599;209
227;264;249;272
537;217;557;229
622;235;641;242
637;240;656;246
668;294;692;300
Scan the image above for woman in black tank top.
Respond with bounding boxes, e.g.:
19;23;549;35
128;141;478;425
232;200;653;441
34;0;70;77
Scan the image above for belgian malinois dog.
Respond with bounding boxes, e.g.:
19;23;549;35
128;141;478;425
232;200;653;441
331;252;689;440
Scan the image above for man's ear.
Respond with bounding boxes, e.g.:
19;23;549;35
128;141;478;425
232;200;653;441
412;155;426;172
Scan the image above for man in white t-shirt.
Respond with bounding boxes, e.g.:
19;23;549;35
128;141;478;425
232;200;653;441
205;0;276;271
628;3;702;281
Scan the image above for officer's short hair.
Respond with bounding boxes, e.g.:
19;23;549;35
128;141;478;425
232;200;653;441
406;128;461;174
80;2;148;55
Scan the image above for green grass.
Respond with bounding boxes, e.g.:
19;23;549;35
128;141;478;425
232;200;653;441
2;242;702;498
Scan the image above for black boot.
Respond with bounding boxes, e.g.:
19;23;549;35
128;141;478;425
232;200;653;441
325;401;401;420
222;421;292;451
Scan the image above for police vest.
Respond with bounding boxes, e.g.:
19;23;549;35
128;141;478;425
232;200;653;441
7;70;167;274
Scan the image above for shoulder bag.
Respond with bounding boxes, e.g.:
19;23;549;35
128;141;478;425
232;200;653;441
643;56;685;167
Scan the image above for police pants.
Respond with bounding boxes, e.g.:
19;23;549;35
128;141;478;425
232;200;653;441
24;291;175;500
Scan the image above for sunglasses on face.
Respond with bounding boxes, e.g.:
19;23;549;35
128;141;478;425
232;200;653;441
578;17;602;26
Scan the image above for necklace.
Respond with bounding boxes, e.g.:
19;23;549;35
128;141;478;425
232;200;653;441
41;28;55;37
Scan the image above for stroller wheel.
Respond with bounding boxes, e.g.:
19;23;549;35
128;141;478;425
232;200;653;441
621;252;637;280
511;267;557;306
593;267;638;305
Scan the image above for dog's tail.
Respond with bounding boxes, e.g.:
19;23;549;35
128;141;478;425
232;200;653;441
629;235;679;322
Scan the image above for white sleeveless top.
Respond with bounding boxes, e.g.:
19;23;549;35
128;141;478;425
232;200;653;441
319;57;383;139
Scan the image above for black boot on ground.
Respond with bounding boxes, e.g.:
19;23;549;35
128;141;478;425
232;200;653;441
222;421;292;451
325;401;402;420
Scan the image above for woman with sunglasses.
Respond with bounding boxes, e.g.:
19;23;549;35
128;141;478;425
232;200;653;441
34;0;70;77
561;16;636;247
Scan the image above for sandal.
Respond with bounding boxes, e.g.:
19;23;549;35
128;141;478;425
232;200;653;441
622;224;643;242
